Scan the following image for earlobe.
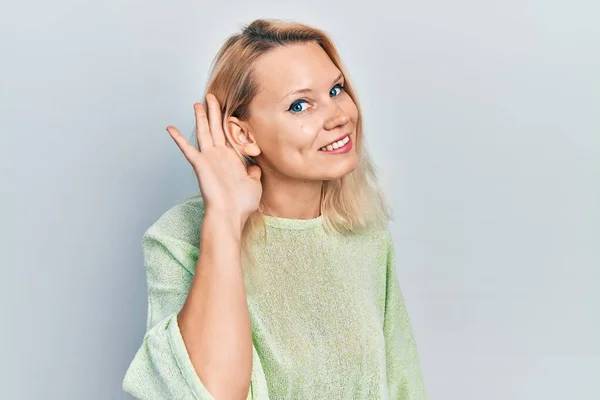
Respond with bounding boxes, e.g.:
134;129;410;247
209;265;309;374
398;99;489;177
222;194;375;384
244;140;261;157
239;131;261;157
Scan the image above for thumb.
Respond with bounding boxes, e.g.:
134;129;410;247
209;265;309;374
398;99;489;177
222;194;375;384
247;164;262;181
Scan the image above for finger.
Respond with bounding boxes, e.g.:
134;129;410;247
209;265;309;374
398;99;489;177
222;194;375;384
247;164;262;181
166;125;200;165
206;93;226;146
194;102;213;151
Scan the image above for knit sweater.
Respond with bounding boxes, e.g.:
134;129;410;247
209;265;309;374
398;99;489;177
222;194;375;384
122;198;426;399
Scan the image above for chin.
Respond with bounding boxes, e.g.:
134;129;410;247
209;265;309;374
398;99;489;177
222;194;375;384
320;158;358;181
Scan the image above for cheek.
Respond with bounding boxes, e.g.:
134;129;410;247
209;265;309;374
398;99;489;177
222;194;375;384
299;123;320;144
271;122;320;153
345;99;359;123
261;123;317;163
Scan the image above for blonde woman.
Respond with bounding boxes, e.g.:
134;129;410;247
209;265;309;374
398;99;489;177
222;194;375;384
122;18;426;400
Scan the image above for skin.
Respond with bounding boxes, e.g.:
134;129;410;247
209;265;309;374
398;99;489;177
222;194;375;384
226;41;359;219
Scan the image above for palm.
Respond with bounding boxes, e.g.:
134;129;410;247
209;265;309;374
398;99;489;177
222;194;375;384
193;145;262;217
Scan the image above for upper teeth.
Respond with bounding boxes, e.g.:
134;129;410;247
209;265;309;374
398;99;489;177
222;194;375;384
320;135;350;151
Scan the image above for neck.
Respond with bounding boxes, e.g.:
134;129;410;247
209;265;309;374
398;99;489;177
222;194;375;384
260;173;323;220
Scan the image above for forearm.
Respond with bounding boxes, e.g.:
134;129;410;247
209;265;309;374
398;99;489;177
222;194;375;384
177;211;252;399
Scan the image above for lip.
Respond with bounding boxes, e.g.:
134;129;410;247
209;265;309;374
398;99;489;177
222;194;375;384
321;133;351;149
318;134;353;154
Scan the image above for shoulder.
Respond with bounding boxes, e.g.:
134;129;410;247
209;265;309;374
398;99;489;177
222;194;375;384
351;222;393;250
143;196;206;248
334;223;393;266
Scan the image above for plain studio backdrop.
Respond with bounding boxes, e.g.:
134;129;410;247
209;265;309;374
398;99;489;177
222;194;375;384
1;1;598;399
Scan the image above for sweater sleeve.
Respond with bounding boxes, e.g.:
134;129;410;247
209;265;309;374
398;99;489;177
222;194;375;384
122;226;253;400
383;231;426;400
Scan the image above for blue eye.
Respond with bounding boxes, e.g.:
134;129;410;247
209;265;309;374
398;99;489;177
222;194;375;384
289;100;308;113
330;83;344;97
287;83;345;114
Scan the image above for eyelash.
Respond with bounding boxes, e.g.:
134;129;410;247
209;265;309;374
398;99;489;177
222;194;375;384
287;83;346;114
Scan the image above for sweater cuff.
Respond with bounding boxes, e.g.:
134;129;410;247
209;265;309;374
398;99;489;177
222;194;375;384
166;312;217;400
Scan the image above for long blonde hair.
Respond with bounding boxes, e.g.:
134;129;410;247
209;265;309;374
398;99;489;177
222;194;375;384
184;18;391;271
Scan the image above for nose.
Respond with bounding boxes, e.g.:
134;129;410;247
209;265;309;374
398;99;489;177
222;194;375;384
323;102;350;131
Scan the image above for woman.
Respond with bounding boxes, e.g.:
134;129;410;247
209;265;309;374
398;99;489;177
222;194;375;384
122;18;426;400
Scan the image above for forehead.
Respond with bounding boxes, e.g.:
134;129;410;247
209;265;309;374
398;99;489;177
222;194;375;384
251;42;341;108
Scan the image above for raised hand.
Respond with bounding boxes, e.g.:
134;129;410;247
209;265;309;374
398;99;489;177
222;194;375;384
166;93;263;227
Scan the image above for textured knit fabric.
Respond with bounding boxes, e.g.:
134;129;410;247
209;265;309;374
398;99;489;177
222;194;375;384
122;198;426;399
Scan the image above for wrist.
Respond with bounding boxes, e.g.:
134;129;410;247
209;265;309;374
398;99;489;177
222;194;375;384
203;209;246;238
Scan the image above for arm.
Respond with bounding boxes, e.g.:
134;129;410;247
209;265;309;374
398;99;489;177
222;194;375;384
122;211;252;400
178;211;253;399
383;231;426;399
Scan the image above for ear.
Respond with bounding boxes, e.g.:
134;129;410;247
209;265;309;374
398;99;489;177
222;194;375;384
224;116;261;157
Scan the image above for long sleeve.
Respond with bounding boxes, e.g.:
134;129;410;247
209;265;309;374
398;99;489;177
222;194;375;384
383;231;426;399
122;223;253;400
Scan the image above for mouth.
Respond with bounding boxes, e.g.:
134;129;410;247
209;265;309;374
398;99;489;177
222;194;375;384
318;134;352;154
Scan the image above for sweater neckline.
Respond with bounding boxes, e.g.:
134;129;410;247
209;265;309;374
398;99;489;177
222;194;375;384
263;214;324;230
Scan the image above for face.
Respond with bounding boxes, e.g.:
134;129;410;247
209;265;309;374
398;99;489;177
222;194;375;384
231;41;359;181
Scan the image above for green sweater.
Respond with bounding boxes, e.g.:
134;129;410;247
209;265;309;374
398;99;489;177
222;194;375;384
122;198;426;399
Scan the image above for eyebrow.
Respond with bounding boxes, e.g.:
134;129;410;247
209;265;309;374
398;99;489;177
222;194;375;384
281;72;344;101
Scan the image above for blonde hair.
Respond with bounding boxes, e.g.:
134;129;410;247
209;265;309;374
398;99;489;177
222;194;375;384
183;18;391;271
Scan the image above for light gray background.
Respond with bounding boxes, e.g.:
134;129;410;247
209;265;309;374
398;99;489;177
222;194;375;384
1;1;598;399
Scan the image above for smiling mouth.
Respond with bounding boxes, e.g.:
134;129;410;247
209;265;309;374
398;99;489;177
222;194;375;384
319;134;351;152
